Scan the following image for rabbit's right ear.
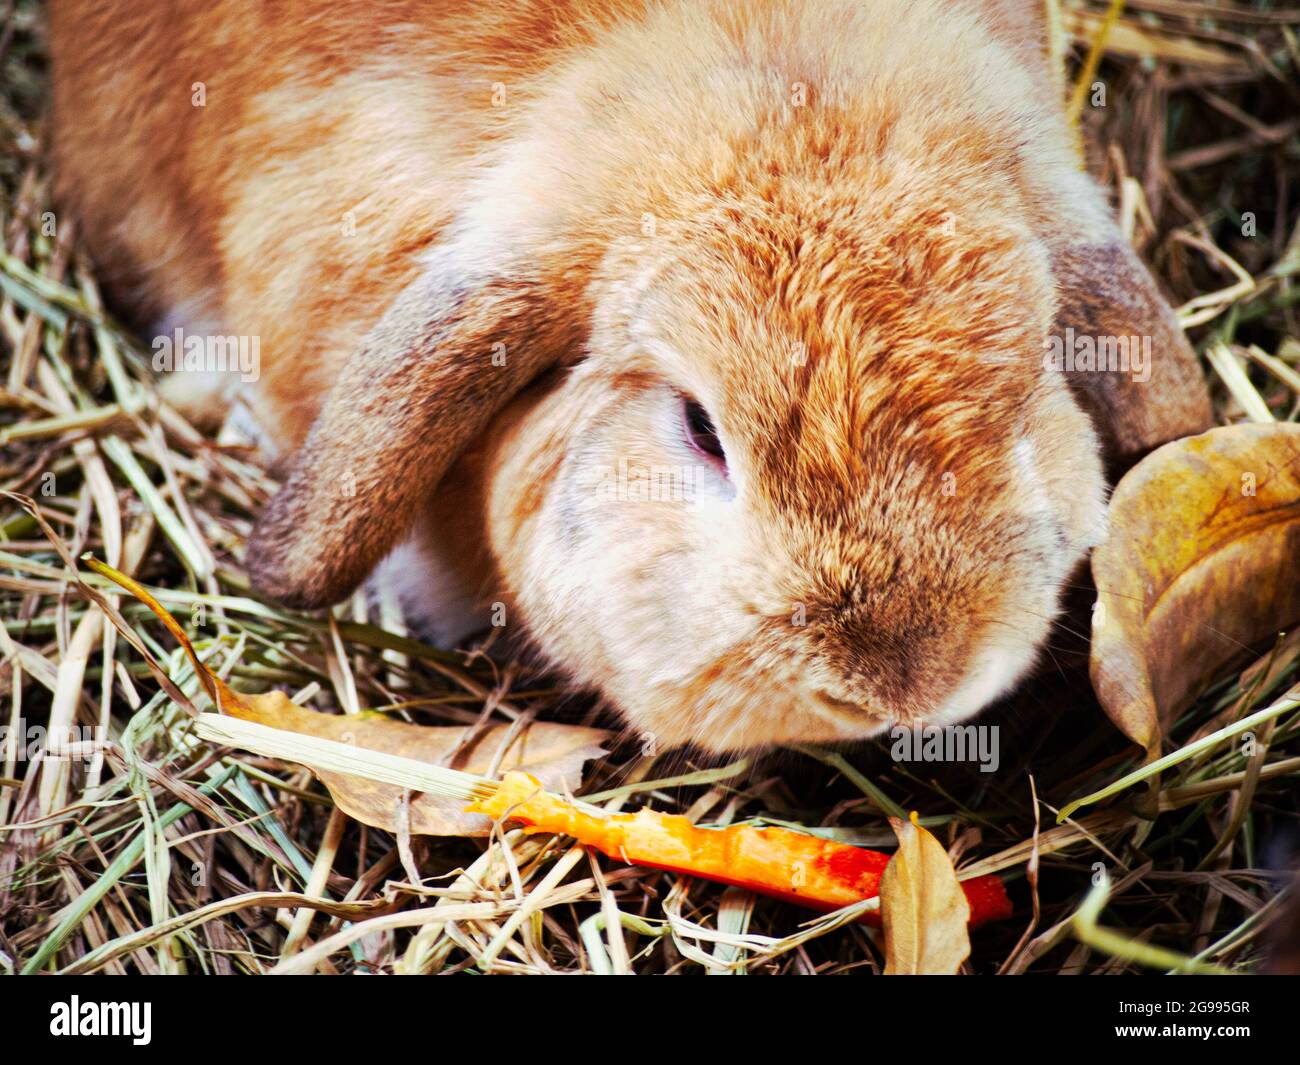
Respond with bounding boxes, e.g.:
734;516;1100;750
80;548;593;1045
246;247;583;609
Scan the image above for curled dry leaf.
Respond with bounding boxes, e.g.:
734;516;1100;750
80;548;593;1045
880;815;971;974
1090;424;1300;752
234;700;611;836
84;557;611;836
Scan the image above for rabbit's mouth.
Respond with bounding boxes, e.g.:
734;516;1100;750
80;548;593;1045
805;691;891;735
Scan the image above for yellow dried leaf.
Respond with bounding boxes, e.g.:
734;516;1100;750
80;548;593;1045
1090;424;1300;752
881;815;971;975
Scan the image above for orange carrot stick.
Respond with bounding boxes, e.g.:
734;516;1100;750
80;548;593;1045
468;771;1012;928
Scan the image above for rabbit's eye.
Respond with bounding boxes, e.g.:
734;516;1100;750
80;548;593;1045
682;397;726;466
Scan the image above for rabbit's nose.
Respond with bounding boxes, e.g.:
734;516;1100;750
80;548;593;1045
822;614;972;719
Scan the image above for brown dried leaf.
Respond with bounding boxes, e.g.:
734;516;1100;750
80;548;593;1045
82;556;611;835
1090;424;1300;752
226;695;610;836
881;816;971;975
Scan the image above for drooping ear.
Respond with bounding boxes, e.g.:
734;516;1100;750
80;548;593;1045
1050;239;1213;473
246;251;581;609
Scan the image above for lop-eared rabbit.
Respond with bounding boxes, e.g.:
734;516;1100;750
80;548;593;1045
50;0;1211;751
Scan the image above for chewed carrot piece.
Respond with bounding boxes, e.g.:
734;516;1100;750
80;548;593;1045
467;771;1012;928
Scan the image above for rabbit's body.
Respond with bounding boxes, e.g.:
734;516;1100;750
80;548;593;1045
50;0;554;446
51;0;1212;749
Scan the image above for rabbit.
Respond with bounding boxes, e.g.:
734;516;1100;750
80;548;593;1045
49;0;1212;751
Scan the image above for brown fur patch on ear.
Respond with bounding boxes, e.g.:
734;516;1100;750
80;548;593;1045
246;263;580;609
1050;241;1213;472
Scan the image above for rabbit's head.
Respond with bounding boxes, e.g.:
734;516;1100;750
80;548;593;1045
478;185;1109;750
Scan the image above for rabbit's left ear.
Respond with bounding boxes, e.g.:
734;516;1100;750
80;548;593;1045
1049;238;1213;471
983;0;1214;465
246;247;583;609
